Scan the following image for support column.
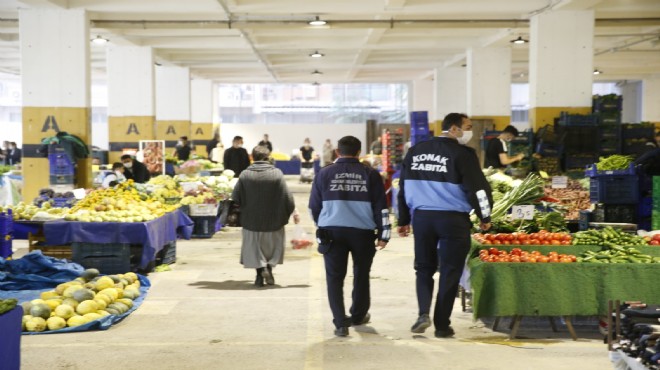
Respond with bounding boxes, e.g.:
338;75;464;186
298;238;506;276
467;47;512;131
529;10;594;130
20;8;91;200
412;77;436;123
155;66;191;152
107;45;155;163
641;76;660;129
190;79;215;156
434;67;467;133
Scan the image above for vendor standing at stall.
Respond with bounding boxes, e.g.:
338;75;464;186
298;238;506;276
121;154;151;183
258;134;274;153
173;136;194;161
102;162;127;188
484;125;525;169
224;136;251;176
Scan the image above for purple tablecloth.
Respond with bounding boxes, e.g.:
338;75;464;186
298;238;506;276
0;306;22;370
43;209;193;269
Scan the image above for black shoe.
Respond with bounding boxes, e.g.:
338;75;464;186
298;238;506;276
351;313;371;326
254;274;264;287
334;327;349;337
411;314;431;333
262;265;275;285
434;327;455;338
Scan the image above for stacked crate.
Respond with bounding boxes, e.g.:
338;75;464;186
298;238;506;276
586;164;639;224
48;145;76;191
381;128;404;173
622;123;656;158
556;112;600;170
593;94;623;157
410;111;430;146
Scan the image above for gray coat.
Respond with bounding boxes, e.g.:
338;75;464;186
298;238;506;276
231;161;295;232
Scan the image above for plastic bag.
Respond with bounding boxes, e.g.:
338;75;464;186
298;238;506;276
290;224;313;250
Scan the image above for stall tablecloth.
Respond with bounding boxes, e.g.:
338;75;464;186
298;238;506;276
43;209;193;269
0;306;22;370
274;160;321;175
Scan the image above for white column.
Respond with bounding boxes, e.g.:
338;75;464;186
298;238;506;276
434;67;467;120
107;45;154;117
156;66;190;121
412;77;436;121
190;79;215;154
466;47;511;125
641;76;660;123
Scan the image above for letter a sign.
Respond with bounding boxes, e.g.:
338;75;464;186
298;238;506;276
126;123;140;135
195;127;204;135
166;125;176;135
41;115;61;133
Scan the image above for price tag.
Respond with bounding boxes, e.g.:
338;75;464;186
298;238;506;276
511;205;535;220
551;176;568;189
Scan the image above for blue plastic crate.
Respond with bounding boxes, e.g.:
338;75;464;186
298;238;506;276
639;197;652;218
48;150;75;176
191;216;219;238
590;175;639;204
558;112;599;126
592;96;622;113
50;174;75;185
156;241;176;265
72;242;131;274
410;111;429;131
565;156;598;170
622;125;655;139
585;163;636;177
535;141;563;157
593;203;637;223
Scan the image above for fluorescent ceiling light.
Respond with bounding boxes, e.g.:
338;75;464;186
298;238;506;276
593;69;603;75
309;51;324;58
312;81;321;86
311;70;323;75
309;16;327;26
510;36;528;44
91;35;109;45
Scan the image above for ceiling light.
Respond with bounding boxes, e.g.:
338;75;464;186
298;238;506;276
91;35;109;45
309;16;327;26
510;36;528;44
593;69;603;75
309;51;324;58
311;70;323;75
312;81;321;86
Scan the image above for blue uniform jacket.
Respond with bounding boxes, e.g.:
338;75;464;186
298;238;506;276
309;157;391;242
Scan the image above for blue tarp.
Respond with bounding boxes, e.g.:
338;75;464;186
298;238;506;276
0;250;84;290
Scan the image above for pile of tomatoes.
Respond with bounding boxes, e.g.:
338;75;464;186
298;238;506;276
646;234;660;246
478;248;577;263
472;231;572;246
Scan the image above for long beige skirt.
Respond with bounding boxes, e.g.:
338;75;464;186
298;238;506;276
240;228;285;269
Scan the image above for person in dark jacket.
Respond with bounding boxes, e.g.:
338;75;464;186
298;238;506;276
398;113;493;338
309;136;390;337
232;145;299;287
258;134;273;153
223;136;251;176
7;142;21;165
206;133;220;158
484;125;525;169
173;136;193;161
121;154;151;183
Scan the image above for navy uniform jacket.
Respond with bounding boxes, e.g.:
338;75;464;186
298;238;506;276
309;157;391;242
397;137;493;226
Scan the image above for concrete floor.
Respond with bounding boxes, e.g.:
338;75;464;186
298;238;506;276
16;177;612;370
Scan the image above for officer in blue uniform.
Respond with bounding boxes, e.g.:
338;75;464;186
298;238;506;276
310;136;390;337
398;113;493;338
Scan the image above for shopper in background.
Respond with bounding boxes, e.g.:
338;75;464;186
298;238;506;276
232;145;299;287
223;136;251;176
484;125;525;169
398;113;493;338
102;162;126;188
321;139;335;167
210;140;225;164
370;136;383;155
173;136;193;161
121;154;151;183
309;136;390;337
7;142;21;165
258;134;273;153
206;133;220;158
0;141;8;165
300;138;315;165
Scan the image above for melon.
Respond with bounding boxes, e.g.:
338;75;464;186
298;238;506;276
30;299;46;306
95;276;115;291
63;285;84;298
40;291;60;300
125;272;138;282
54;305;75;319
80;268;100;282
74;277;86;284
72;288;95;303
83;313;102;321
123;288;140;300
45;299;62;311
21;301;32;315
67;315;89;327
55;282;71;295
97;310;110;317
108;302;128;314
30;304;52;320
83;282;97;290
108;275;121;283
95;293;111;305
62;298;79;309
98;288;118;301
105;307;120;315
22;315;33;327
26;317;47;332
116;298;133;309
123;274;135;284
68;280;82;285
46;316;66;331
94;298;107;310
76;300;99;315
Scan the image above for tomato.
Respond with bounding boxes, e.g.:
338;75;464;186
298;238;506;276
510;256;521;263
485;234;495;241
482;240;492;245
488;247;499;255
531;250;541;256
474;233;483;239
488;255;498;262
551;240;561;246
650;240;660;246
541;241;550;245
537;234;546;241
511;248;522;256
569;255;577;262
548;251;558;256
500;256;511;262
537;256;549;263
559;258;572;263
561;240;570;245
503;241;511;245
520;256;529;262
479;251;489;257
529;239;539;245
653;234;660;242
499;250;509;256
563;234;572;241
558;254;567;259
527;257;537;263
511;240;521;245
548;256;559;263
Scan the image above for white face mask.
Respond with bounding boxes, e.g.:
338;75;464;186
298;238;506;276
123;162;133;169
178;141;184;146
457;131;473;145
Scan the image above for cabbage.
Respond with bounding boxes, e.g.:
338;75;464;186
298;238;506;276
223;170;235;180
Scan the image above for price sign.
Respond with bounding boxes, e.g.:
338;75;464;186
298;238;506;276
551;176;568;189
511;205;535;220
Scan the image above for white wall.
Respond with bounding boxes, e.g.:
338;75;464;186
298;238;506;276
642;76;660;122
435;67;467;120
412;78;436;121
155;66;190;120
620;81;642;123
219;123;367;156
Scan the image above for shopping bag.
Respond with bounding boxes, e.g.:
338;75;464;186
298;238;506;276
290;224;313;250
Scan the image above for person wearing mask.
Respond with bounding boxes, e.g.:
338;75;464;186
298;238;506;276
397;113;493;338
321;139;334;167
223;136;251;176
232;145;299;287
206;133;220;159
370;136;383;155
484;125;525;169
121;154;151;183
309;136;390;337
258;134;273;153
173;136;193;161
7;142;21;165
102;162;126;188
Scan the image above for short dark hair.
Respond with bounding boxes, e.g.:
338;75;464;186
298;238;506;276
120;154;133;161
180;136;188;141
503;125;519;137
252;145;270;161
233;136;243;142
337;136;361;156
111;162;124;170
441;113;468;131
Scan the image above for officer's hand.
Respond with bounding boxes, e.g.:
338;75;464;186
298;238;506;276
398;225;410;237
480;222;492;231
376;240;388;250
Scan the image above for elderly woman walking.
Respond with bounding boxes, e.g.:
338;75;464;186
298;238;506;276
232;145;300;287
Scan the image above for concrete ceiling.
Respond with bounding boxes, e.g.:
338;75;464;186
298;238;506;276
0;0;658;84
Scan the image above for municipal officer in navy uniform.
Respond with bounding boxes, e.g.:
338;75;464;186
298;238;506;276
398;113;493;338
310;136;390;337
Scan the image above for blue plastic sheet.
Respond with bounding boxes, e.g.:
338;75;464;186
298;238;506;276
0;251;84;291
44;209;193;269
